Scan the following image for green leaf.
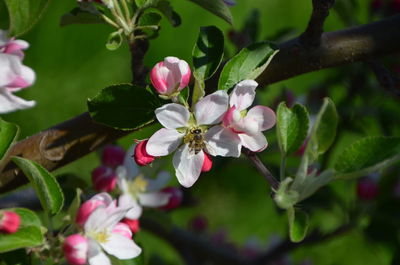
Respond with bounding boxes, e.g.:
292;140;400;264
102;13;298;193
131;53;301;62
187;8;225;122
135;0;147;7
152;0;181;27
287;207;309;243
192;79;206;106
4;0;50;36
0;119;19;167
12;157;64;215
334;136;400;179
0;208;44;253
186;0;233;25
193;26;224;81
106;30;123;51
60;8;104;27
67;188;82;224
138;12;162;27
0;1;9;29
218;42;279;91
87;84;162;130
276;103;309;156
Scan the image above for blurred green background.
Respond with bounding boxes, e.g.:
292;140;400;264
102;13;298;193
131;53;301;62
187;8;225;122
2;0;400;264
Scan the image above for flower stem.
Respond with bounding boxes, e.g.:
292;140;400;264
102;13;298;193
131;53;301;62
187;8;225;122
100;14;120;29
120;0;132;23
280;156;286;180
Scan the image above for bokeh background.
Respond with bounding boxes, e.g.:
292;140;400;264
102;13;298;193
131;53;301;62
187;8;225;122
2;0;400;264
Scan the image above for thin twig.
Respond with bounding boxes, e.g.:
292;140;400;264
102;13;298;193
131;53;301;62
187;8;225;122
299;0;335;48
243;149;279;191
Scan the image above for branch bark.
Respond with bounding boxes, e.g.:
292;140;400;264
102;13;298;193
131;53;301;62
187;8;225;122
1;15;400;192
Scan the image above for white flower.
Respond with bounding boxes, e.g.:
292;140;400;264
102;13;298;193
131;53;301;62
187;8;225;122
146;90;242;187
222;80;276;152
84;205;142;265
116;146;172;219
0;30;35;114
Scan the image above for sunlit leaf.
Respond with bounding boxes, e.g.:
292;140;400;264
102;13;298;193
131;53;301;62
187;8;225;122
186;0;233;25
287;207;309;243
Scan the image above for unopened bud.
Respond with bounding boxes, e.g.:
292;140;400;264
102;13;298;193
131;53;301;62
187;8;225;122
134;140;155;166
201;152;213;172
160;187;183;210
0;211;20;234
122;218;140;234
63;234;88;265
102;145;125;168
91;166;117;192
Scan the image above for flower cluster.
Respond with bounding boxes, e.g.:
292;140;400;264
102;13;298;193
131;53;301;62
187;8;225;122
0;30;36;114
141;57;276;188
64;193;141;265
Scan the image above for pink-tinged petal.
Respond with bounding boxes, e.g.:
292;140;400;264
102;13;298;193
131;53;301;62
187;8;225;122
229;80;258;111
201;152;213;172
146;128;184;156
134;140;155;166
12;64;35;88
235;118;258;135
138;192;171;207
0;54;20;87
155;103;190;129
76;193;112;226
195;90;229;125
84;207;127;232
121;218;140;234
0;87;35;114
204;126;241;157
4;40;29;58
150;62;168;94
101;233;142;259
246;105;276;131
222;106;236;127
118;194;142;219
0;211;20;234
7;76;29;88
63;234;88;265
172;145;204;188
179;60;191;88
112;222;132;239
239;132;268;152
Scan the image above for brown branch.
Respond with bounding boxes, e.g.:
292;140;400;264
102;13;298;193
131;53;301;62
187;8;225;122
243;149;279;191
257;14;400;86
299;0;335;48
1;15;400;192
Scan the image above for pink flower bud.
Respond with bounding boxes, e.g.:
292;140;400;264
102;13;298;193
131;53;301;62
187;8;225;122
0;211;20;234
188;215;208;233
159;187;183;210
113;222;132;239
63;234;88;265
357;179;379;201
201;152;213;172
76;198;107;226
91;166;117;192
134;140;155;166
122;218;140;234
101;145;125;168
150;56;191;96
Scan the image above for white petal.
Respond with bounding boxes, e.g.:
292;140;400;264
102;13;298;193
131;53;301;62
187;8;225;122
229;80;257;111
91;193;114;205
155;103;190;129
88;240;111;265
138;192;171;207
0;54;18;87
118;194;142;219
101;234;142;259
246;106;276;131
194;90;229;125
204;126;241;157
172;145;204;188
146;171;171;192
85;207;127;232
239;132;268;152
0;87;35;114
146;128;184;156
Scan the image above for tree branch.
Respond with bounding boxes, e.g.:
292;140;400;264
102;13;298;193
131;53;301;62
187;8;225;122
299;0;335;48
1;15;400;192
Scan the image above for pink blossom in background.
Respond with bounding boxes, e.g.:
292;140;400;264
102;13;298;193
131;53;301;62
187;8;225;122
63;234;89;265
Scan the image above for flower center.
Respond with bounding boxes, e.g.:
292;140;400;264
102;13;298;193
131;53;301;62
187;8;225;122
184;127;206;155
128;175;149;196
89;230;110;243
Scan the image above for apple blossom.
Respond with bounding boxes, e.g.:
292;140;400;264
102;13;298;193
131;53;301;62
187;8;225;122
0;211;20;234
0;30;36;114
222;80;276;152
121;218;140;234
63;234;89;265
150;56;191;97
159;187;183;210
134;140;155;166
146;90;242;187
91;166;118;192
76;193;116;226
83;205;142;265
